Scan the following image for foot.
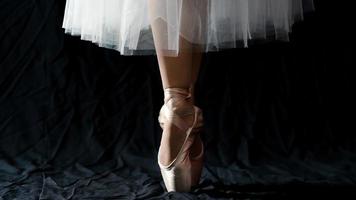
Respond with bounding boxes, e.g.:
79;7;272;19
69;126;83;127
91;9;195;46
159;88;196;166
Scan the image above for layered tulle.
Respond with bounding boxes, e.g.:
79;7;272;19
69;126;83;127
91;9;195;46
62;0;314;56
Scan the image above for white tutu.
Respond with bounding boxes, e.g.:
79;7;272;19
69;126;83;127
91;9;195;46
62;0;314;56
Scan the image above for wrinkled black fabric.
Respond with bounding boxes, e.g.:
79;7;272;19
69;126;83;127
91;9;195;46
1;0;356;199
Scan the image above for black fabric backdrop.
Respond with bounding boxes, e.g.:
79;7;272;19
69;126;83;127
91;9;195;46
1;0;355;199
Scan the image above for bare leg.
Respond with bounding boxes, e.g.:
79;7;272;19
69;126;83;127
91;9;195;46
148;18;195;166
155;30;193;90
148;1;203;166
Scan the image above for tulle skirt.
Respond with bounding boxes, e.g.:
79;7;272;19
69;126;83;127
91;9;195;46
62;0;314;56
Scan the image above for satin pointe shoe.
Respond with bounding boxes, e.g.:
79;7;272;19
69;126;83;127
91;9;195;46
157;87;204;192
159;86;204;187
158;86;205;190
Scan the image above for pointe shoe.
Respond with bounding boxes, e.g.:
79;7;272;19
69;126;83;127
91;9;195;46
157;87;204;192
159;86;205;188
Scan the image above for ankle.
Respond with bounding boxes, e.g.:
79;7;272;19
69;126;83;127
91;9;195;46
163;87;194;114
175;106;195;117
166;99;194;116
